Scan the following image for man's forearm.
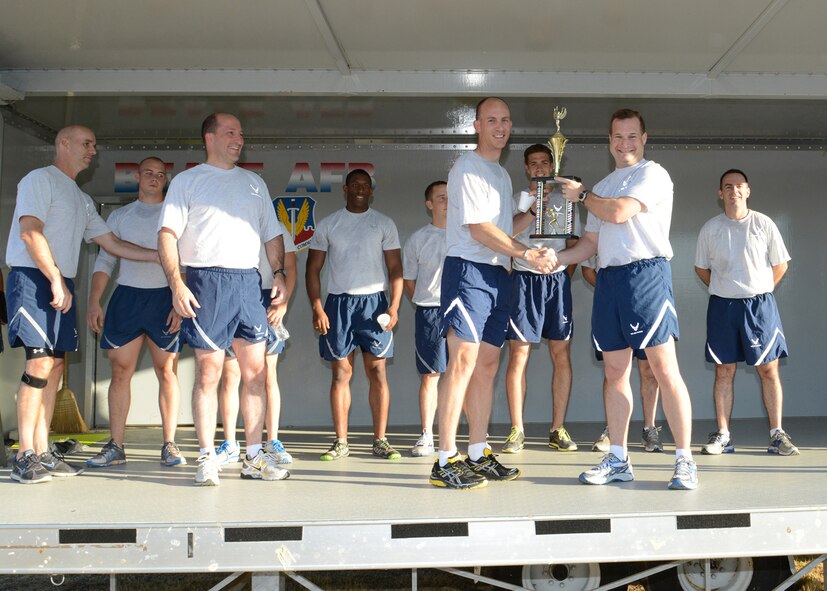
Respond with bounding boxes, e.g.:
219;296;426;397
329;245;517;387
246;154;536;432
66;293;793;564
512;210;536;236
265;236;285;274
556;234;598;267
98;233;156;262
470;222;527;259
88;271;110;306
388;276;403;310
158;231;183;288
581;193;641;225
20;229;62;282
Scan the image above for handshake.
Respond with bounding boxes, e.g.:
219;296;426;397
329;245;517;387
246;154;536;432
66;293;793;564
523;247;558;274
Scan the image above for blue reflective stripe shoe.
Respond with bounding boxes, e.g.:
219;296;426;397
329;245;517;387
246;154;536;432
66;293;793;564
86;439;126;467
579;453;634;485
215;441;240;465
161;441;187;467
701;431;734;455
768;430;799;456
11;450;52;484
668;456;699;490
265;439;293;464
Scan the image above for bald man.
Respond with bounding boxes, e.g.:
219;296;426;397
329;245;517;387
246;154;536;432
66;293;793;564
5;126;159;484
430;97;556;490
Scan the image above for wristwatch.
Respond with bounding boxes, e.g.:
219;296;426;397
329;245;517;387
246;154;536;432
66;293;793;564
272;268;287;278
578;189;590;203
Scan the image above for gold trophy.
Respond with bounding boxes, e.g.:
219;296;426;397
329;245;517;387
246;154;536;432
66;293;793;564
530;106;577;239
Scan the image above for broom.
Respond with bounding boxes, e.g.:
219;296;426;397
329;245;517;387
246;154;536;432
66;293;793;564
50;360;89;434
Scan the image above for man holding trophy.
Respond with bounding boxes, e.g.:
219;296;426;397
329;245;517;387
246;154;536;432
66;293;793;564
555;108;698;491
503;124;581;455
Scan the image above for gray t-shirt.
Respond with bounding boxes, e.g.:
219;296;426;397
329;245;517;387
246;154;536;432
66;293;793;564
310;207;400;296
585;159;673;268
695;210;790;298
6;165;110;278
403;223;446;306
94;200;167;289
446;151;513;270
158;164;280;269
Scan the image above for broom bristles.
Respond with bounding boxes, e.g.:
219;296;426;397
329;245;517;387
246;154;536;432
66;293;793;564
50;364;89;434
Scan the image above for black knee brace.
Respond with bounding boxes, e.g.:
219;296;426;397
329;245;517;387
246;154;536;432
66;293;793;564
21;372;48;389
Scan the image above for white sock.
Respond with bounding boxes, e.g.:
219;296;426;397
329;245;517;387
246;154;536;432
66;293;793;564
246;443;262;458
770;428;782;437
718;429;730;438
676;448;693;461
609;445;627;462
199;447;213;457
467;442;488;461
438;449;456;467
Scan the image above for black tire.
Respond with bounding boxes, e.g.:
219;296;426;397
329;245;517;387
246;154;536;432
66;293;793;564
643;556;793;591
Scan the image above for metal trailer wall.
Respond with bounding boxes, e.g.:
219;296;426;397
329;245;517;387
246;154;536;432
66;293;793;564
1;126;824;432
80;141;825;431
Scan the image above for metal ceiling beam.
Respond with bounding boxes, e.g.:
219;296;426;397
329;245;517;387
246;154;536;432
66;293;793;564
302;0;351;76
4;69;827;99
707;0;789;79
0;79;25;105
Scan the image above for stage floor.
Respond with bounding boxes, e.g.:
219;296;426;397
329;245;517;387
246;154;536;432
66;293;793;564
1;417;825;574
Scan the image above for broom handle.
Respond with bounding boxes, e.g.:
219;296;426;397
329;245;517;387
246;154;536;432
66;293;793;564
63;361;69;389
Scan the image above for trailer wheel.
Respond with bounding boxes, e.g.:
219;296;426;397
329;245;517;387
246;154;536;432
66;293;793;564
644;556;793;591
521;562;601;590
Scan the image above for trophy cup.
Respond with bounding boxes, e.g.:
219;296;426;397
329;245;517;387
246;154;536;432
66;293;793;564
530;106;576;240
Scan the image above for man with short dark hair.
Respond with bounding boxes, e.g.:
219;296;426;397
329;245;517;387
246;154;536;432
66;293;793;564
557;108;698;490
6;125;158;484
502;143;580;454
86;157;185;469
306;168;403;461
158;112;289;486
695;169;796;456
403;180;448;457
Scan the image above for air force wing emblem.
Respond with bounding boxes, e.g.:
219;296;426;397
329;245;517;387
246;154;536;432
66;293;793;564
273;196;317;251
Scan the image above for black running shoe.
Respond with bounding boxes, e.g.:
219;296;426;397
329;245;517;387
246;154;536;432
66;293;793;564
40;450;84;477
429;453;487;490
465;448;521;481
11;450;52;484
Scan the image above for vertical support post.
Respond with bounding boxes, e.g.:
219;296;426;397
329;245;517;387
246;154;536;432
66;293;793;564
412;567;418;591
704;559;711;591
252;572;285;590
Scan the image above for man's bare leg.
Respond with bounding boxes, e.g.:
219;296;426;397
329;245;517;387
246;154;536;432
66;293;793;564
645;340;692;451
437;331;480;457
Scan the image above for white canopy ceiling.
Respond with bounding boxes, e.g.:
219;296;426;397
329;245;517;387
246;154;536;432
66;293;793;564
1;0;825;140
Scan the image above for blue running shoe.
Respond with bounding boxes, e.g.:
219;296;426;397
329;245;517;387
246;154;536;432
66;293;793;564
668;456;699;490
579;453;634;485
265;439;293;464
215;441;240;465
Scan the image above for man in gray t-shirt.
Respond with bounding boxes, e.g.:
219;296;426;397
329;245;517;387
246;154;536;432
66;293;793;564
695;169;796;457
5;125;158;485
85;156;186;470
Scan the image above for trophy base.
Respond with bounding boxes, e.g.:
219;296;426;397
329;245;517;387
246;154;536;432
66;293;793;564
530;233;572;240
